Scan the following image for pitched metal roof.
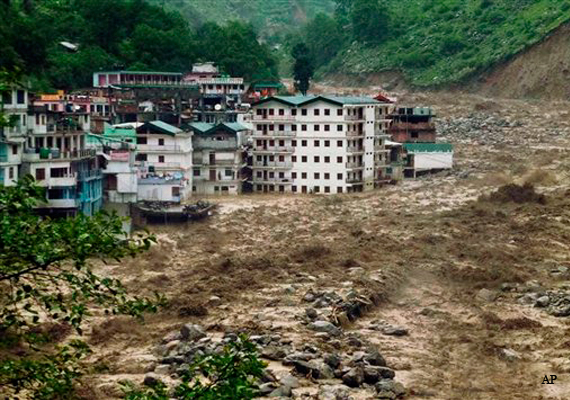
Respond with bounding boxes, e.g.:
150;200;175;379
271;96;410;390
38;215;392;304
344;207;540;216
252;95;380;107
189;122;248;135
138;120;182;136
403;143;453;153
188;122;213;134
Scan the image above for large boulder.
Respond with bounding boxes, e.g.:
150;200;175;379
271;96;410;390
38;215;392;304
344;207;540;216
180;324;206;342
308;321;342;337
342;367;364;387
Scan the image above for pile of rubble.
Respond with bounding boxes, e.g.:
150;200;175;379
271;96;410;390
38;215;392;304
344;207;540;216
146;321;406;399
502;273;570;317
436;113;522;145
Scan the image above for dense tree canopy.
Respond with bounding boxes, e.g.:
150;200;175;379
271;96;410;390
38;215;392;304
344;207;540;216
292;43;314;95
0;0;278;90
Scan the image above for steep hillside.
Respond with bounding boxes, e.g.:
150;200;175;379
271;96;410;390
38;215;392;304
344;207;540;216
322;0;570;89
148;0;334;43
473;22;570;99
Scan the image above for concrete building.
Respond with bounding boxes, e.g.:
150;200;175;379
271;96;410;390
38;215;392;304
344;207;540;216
135;120;193;203
190;122;249;195
250;95;393;194
389;107;436;143
402;143;454;177
0;87;27;186
24;102;102;216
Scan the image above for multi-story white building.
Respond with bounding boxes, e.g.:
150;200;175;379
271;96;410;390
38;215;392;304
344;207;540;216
190;122;248;195
250;95;394;194
0;87;27;186
135;120;193;203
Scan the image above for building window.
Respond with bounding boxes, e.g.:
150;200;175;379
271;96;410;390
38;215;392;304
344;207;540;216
256;155;262;161
292;124;297;131
292;140;297;147
12;145;17;155
256;124;262;130
269;125;274;131
158;138;164;145
269;139;275;146
302;109;307;116
2;91;11;104
337;156;343;163
292;155;297;162
337;125;343;132
279;109;285;116
292;109;297;116
324;173;330;179
337;140;343;147
279;124;284;131
337;173;343;180
256;109;263;116
314;172;320;179
158;155;165;163
301;124;307;131
324;109;330;116
193;169;200;176
50;167;67;177
314;109;320;116
302;156;307;162
137;137;147;145
16;90;25;104
135;153;147;162
257;184;262;190
224;169;232;177
337;187;343;193
324;125;330;131
302;186;307;193
278;155;285;162
314;186;320;193
324;156;330;163
35;168;45;180
292;186;297;192
337;109;343;116
324;186;330;193
172;187;180;197
279;172;284;178
302;172;307;179
214;186;219;191
324;140;330;147
302;140;307;146
269;108;274;115
279;140;285;146
257;171;262;177
292;172;297;179
269;172;274;178
411;131;419;138
314;156;320;163
279;185;284;193
269;155;274;162
314;140;320;147
314;125;320;131
9;167;14;179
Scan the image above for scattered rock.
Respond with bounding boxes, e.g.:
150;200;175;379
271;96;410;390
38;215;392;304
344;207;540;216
499;348;521;362
269;385;292;397
376;380;406;397
305;308;318;319
342;367;364;387
262;346;287;361
535;296;550;308
317;385;351;400
180;324;206;342
153;364;170;375
208;295;222;306
324;353;342;369
280;374;300;389
364;349;386;367
308;321;341;337
143;373;160;387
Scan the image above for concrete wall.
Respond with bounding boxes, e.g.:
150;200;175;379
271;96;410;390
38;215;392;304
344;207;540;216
413;152;453;170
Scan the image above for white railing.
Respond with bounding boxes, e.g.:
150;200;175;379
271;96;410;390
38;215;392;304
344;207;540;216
347;146;364;153
252;146;294;153
137;144;184;152
253;161;293;169
253;130;296;137
252;115;297;122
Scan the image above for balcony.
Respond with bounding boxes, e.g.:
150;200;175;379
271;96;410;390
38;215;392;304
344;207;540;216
150;162;182;169
252;130;296;138
344;115;364;121
253;161;293;169
345;162;364;170
138;176;182;185
252;115;296;122
22;148;96;162
347;146;365;154
44;199;78;208
252;146;294;154
347;131;365;137
137;144;187;152
36;174;77;188
251;177;293;185
346;177;362;184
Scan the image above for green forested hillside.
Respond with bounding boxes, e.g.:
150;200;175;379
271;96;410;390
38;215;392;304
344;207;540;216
299;0;570;87
0;0;278;90
148;0;335;44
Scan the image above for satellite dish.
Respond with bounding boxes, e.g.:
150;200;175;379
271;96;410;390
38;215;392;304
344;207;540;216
214;104;222;111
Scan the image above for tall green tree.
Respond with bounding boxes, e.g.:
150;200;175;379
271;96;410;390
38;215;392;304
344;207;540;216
0;176;164;398
291;42;314;96
303;13;345;69
349;0;389;44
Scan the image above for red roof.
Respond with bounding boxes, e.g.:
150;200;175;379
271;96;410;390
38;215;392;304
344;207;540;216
374;93;394;103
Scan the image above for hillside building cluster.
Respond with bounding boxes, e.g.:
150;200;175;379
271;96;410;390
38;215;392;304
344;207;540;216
0;64;453;219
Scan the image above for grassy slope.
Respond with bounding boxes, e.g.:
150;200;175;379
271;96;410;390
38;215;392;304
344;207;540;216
149;0;334;43
327;0;570;87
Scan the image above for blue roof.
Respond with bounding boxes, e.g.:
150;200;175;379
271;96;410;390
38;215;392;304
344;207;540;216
403;143;453;153
189;122;248;134
138;120;182;136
